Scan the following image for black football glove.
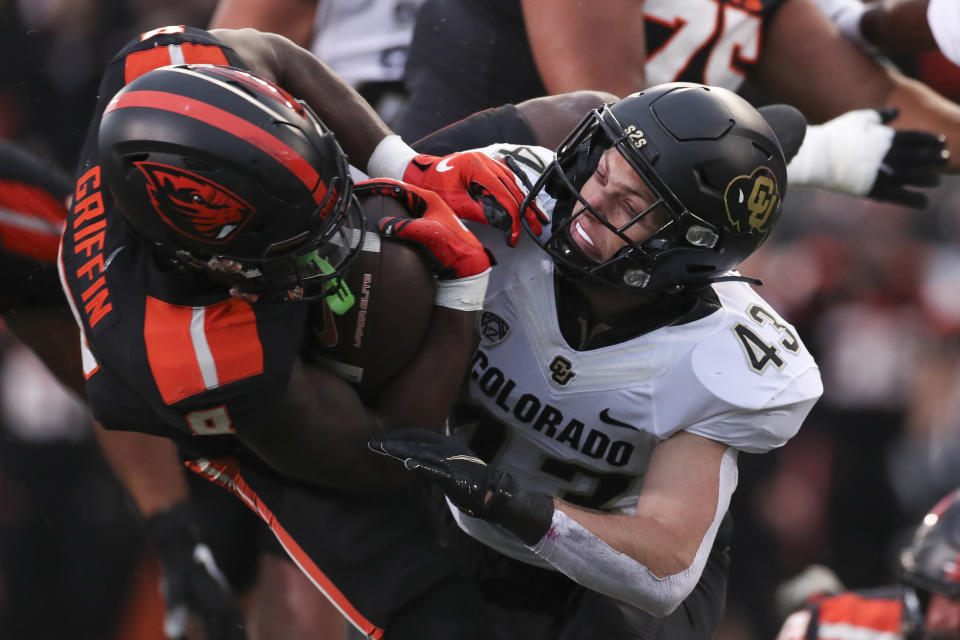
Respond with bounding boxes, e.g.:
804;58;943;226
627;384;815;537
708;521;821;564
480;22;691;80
144;503;247;640
368;428;554;545
868;108;949;208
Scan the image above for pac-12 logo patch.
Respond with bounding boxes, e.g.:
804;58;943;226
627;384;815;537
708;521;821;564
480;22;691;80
723;166;780;235
135;161;254;244
479;310;510;345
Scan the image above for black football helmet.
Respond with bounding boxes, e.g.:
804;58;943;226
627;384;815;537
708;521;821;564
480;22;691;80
902;488;960;639
521;82;796;295
98;64;363;302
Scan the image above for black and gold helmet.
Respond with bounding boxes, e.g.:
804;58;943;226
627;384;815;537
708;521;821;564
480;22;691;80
522;82;802;295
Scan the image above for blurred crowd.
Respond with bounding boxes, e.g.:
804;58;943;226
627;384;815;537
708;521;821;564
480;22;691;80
3;1;960;639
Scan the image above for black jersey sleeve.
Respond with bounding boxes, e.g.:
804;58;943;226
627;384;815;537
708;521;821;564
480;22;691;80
410;104;537;155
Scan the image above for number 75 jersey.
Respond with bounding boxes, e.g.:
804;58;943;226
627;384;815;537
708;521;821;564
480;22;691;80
454;244;822;526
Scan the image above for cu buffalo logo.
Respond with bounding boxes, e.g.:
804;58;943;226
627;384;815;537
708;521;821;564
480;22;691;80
723;166;780;235
135;161;255;244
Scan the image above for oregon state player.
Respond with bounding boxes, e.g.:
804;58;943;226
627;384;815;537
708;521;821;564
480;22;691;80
57;26;504;640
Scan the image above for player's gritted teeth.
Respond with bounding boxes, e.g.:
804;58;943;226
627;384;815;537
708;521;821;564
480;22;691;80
571;214;605;262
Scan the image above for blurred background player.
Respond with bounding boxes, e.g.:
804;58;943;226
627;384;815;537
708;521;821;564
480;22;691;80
208;0;424;123
776;486;960;640
0;138;247;640
814;0;960;66
369;83;822;639
395;0;957;204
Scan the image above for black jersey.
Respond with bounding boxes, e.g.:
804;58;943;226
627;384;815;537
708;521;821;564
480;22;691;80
58;27;305;454
396;0;787;142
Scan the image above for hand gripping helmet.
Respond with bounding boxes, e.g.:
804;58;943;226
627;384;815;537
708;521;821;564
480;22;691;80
98;64;363;302
901;488;960;639
521;82;802;295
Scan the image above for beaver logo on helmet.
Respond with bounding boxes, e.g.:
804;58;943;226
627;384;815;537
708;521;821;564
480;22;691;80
723;166;780;234
135;161;255;244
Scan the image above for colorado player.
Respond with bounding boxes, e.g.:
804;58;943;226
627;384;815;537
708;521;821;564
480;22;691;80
371;83;823;638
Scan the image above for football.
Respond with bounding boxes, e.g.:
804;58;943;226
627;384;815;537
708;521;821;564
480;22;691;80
305;192;435;402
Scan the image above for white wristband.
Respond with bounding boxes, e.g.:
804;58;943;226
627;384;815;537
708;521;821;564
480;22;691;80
366;134;418;180
434;269;490;311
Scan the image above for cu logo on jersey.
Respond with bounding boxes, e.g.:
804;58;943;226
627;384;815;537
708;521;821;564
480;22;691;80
548;355;576;386
135;161;255;244
478;311;510;345
723;166;780;234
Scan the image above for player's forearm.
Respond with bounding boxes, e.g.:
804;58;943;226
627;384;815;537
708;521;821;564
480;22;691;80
529;443;738;615
884;71;960;171
242;362;409;490
374;308;477;430
211;28;392;166
522;0;648;97
92;423;192;517
528;502;716;616
208;0;317;47
552;501;699;578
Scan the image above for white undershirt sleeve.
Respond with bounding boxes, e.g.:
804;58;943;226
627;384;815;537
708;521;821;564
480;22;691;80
529;447;738;616
928;0;960;67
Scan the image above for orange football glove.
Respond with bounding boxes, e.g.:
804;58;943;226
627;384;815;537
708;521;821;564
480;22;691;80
401;152;546;247
356;179;491;281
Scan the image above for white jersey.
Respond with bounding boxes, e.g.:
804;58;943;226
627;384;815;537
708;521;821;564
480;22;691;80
310;0;424;87
451;143;823;567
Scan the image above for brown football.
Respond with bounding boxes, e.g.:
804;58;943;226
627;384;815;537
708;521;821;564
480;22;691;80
304;193;434;402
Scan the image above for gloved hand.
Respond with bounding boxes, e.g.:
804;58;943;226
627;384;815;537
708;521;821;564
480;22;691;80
369;428;554;545
358;179;492;311
144;503;246;640
358;178;492;280
869;109;948;206
786;108;948;208
402;151;547;246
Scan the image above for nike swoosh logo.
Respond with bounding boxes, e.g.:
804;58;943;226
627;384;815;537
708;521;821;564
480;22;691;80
598;408;640;431
436;157;456;173
411;157;433;172
314;301;338;348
